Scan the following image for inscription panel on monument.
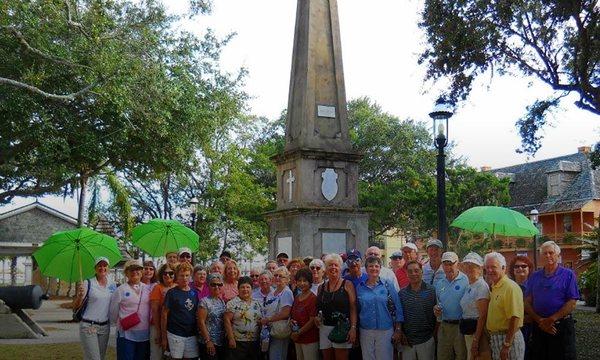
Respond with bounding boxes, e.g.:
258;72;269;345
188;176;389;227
317;105;336;118
322;232;346;254
277;236;292;257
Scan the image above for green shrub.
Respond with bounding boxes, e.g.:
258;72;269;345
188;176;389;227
579;263;598;307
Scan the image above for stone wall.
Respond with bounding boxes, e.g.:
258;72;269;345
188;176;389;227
0;207;77;244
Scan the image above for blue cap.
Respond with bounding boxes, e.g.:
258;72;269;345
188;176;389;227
346;249;362;260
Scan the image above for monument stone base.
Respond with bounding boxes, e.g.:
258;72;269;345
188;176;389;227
267;208;369;258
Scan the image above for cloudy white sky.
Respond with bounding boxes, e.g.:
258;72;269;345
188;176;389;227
4;0;599;216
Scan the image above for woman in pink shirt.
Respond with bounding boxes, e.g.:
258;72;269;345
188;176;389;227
190;265;210;300
222;260;240;302
110;259;152;359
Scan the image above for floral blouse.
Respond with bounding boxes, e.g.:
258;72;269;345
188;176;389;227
226;296;262;341
199;296;226;346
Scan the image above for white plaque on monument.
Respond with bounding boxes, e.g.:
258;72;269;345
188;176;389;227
277;236;292;257
321;168;338;201
322;232;346;254
317;105;336;118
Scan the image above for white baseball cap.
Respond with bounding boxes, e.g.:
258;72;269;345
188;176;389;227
178;247;192;256
426;239;443;249
441;251;459;263
124;259;143;271
402;243;418;252
94;256;110;266
462;252;484;267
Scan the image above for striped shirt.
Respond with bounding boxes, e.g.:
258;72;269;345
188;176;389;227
399;281;437;345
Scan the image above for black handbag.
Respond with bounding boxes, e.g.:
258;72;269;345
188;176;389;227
73;280;91;322
459;318;478;335
327;312;350;343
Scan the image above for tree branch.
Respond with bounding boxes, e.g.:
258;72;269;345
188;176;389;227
0;76;100;102
64;0;91;38
1;25;92;70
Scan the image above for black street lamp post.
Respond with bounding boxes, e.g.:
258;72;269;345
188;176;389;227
188;197;199;263
429;98;454;250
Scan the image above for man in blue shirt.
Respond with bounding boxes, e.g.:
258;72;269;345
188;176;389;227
434;251;468;360
343;249;367;289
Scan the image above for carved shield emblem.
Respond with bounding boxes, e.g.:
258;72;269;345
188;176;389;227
321;168;338;201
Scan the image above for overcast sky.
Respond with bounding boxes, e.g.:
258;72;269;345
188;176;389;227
4;0;599;216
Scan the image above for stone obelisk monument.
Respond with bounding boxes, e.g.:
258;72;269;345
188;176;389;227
266;0;369;258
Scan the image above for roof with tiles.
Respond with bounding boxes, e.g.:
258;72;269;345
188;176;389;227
490;150;600;215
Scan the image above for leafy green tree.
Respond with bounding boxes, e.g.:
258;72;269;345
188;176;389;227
0;0;245;225
419;0;599;158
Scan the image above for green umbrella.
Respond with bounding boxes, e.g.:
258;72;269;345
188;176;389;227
33;228;122;282
450;206;540;237
131;219;199;256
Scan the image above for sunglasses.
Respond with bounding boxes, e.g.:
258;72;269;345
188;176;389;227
273;274;287;278
250;275;260;278
390;257;402;260
179;254;191;259
513;265;528;269
163;271;175;277
310;266;321;271
210;283;224;287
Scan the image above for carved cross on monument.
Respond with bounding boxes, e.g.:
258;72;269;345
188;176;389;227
286;170;295;202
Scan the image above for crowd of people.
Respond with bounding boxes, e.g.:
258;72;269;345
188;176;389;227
72;240;580;360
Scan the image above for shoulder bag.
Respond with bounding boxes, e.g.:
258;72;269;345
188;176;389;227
270;295;292;339
73;280;91;322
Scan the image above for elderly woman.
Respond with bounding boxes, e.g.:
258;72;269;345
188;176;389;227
209;261;225;275
110;259;152;359
149;263;176;360
309;259;325;295
74;257;117;360
224;276;263;360
287;258;304;296
290;268;319;360
198;273;227;360
508;255;534;357
250;267;262;289
356;256;403;360
142;260;157;286
161;262;199;360
252;270;273;306
459;252;491;360
261;266;294;360
315;253;358;360
223;260;240;302
191;265;210;300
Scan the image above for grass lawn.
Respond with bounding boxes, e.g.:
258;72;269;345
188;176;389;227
574;309;600;360
0;343;116;359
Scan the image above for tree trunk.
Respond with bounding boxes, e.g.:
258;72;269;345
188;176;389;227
77;173;89;227
596;235;599;313
10;256;17;285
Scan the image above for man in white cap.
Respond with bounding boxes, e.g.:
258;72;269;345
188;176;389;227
423;239;445;286
178;247;192;265
395;242;419;288
434;251;468;360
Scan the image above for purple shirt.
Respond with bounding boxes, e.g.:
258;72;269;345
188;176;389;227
525;266;579;318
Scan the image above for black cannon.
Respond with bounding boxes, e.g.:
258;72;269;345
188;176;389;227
0;285;48;310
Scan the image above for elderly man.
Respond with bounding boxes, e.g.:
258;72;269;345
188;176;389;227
178;247;193;264
389;251;404;272
525;241;579;360
265;260;278;273
485;252;524;360
276;252;289;267
343;249;367;289
399;260;437;360
395;243;419;288
434;251;468;360
422;239;445;286
365;246;400;291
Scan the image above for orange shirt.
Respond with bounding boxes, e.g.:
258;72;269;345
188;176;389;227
150;284;174;325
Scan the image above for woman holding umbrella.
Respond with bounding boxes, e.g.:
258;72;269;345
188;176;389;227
74;256;117;360
110;259;152;359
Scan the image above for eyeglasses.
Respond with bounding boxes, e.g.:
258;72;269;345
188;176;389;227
513;265;528;269
250;275;260;278
163;272;175;277
310;266;321;271
179;254;191;259
210;283;224;287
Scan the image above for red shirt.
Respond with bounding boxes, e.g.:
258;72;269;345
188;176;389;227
290;292;318;344
395;266;409;289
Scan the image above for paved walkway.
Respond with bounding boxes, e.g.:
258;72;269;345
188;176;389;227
0;300;116;346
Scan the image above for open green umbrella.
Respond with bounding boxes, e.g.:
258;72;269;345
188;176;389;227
33;228;122;282
131;219;199;256
450;206;539;237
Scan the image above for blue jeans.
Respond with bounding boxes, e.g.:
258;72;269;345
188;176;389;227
116;336;150;360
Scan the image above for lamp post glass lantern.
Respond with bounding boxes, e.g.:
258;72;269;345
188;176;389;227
429;97;454;250
530;208;540;269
